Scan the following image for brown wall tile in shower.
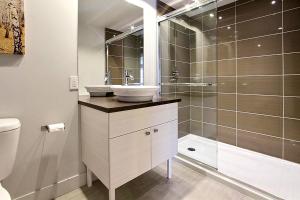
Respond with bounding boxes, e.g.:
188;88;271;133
237;94;283;116
108;45;122;56
284;118;300;141
191;48;203;63
237;55;282;75
237;130;283;159
237;112;283;137
159;0;300;164
177;92;191;107
190;92;202;106
236;0;282;23
176;46;190;63
218;110;236;128
203;93;217;108
203;123;218;140
284;97;300;119
191;62;202;77
218;77;236;93
236;13;282;40
217;6;235;27
237;76;283;95
284;53;300;74
191;106;202;121
179;106;190;123
218;42;236;60
218;25;236;43
190;120;202;136
203;108;217;124
237;34;282;58
179;121;191;138
176;61;190;78
203;61;217;77
218;59;236;76
218;93;236;110
218;126;236;145
203;45;217;61
284;75;300;96
176;30;190;48
284;140;300;164
284;30;300;53
203;29;217;46
283;8;300;32
161;59;175;76
283;0;300;11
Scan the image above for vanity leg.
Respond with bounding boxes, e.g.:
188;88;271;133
87;168;93;187
109;188;115;200
167;158;172;179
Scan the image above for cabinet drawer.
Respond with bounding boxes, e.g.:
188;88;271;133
152;120;178;167
109;103;178;138
109;128;152;188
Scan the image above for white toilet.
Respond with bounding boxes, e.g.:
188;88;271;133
0;118;21;200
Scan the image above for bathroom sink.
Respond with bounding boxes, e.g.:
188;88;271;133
85;85;114;97
110;85;159;102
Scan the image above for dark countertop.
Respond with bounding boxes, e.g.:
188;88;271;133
78;95;181;113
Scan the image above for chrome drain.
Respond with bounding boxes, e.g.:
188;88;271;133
187;147;196;152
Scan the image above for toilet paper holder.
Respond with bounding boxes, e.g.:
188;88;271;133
41;123;66;133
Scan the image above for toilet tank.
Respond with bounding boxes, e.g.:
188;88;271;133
0;119;21;180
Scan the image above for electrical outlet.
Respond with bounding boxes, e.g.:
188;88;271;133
69;76;79;91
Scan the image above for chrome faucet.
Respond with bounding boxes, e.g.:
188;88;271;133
104;71;111;85
124;69;134;86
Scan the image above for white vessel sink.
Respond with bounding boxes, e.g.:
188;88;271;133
85;85;114;97
110;85;159;102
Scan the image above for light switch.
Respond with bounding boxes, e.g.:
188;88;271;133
69;76;79;91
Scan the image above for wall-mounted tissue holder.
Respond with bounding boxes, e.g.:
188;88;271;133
41;123;65;133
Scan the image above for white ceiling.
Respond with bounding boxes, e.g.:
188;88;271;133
79;0;143;32
160;0;236;10
160;0;195;9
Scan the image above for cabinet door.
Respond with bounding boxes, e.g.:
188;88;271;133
109;128;151;188
151;120;178;168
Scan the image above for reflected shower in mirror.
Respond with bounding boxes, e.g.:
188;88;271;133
105;28;144;85
77;0;143;95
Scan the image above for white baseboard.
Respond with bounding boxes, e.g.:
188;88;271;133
14;173;86;200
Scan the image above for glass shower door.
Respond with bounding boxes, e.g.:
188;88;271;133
159;1;218;169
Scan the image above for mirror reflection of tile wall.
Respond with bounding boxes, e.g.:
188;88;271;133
105;28;143;85
160;0;300;164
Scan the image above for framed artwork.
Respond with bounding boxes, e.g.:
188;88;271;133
0;0;25;55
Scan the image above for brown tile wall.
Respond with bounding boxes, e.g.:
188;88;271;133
160;0;300;164
160;20;192;138
105;28;143;85
215;0;300;163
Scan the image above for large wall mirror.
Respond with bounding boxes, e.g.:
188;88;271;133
106;28;144;85
78;0;144;95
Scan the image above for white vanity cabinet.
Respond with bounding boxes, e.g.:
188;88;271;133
80;102;178;200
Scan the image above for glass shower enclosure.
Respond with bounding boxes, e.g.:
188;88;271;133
159;1;218;168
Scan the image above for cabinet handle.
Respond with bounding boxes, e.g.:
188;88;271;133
154;129;158;133
145;131;151;135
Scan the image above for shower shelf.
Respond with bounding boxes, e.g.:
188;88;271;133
161;82;216;87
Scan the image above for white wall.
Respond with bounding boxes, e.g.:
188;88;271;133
143;0;157;86
78;21;105;95
0;0;85;199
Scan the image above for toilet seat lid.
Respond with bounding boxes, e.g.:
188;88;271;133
0;118;21;133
